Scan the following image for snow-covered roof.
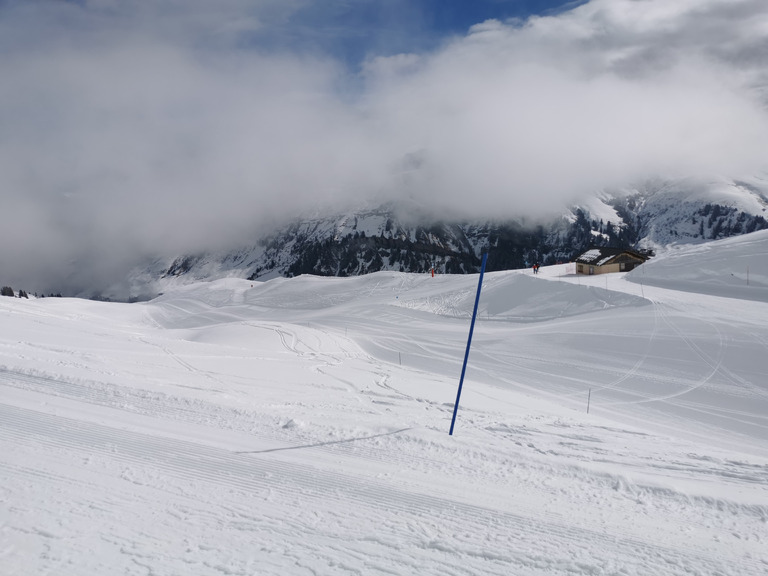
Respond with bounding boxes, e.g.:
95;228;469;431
578;249;602;262
575;247;646;266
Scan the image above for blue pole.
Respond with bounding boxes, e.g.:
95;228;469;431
449;252;488;435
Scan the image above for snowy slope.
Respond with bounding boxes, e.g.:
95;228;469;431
612;176;768;248
2;233;768;575
626;228;768;301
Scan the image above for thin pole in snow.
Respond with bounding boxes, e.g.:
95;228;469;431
399;352;401;366
449;253;488;436
587;388;591;414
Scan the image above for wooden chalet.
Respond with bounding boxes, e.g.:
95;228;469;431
574;247;649;275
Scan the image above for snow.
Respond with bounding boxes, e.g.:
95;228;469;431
617;176;768;249
579;249;602;261
576;191;623;227
2;233;768;575
627;229;768;301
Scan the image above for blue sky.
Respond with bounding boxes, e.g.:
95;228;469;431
263;0;585;66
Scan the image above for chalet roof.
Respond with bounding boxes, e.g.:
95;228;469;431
575;247;648;266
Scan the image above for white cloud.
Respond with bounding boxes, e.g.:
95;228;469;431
1;0;767;293
362;3;768;215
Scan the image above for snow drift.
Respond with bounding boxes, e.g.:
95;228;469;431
2;231;767;575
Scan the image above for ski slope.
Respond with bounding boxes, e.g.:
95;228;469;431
2;233;768;575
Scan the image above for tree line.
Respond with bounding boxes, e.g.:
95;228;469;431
1;286;62;298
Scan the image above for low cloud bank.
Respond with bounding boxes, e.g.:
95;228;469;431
2;0;767;293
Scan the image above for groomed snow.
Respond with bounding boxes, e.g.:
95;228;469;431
2;233;767;575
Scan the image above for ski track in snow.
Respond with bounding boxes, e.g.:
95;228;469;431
3;235;768;575
2;403;765;576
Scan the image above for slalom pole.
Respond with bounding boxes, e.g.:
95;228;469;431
449;252;488;435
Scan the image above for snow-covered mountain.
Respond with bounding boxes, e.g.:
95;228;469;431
118;175;768;301
610;175;768;247
4;231;768;574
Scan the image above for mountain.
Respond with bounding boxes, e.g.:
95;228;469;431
610;175;768;247
119;175;768;301
5;229;768;575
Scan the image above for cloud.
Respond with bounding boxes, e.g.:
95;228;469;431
1;0;767;294
363;1;768;215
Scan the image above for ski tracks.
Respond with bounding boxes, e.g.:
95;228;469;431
1;403;761;576
594;300;727;407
